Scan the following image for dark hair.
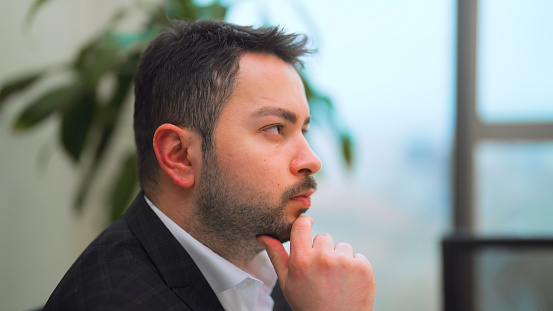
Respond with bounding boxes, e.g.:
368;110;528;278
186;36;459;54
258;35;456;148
133;19;311;195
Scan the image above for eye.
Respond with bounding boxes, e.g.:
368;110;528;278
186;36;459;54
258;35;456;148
264;124;283;134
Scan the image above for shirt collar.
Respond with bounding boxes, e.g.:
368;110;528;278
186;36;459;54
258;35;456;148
144;195;277;294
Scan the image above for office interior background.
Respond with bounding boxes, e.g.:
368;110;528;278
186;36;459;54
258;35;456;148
1;0;552;310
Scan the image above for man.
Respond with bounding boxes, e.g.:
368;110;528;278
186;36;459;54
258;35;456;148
44;20;375;310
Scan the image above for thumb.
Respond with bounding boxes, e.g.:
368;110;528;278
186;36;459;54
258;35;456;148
257;235;289;284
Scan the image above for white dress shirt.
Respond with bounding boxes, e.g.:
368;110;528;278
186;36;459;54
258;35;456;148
145;195;278;311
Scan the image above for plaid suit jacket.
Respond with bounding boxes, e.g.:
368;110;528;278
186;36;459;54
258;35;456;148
43;194;292;311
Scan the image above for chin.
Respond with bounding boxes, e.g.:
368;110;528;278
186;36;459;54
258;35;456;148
272;224;293;243
254;216;295;246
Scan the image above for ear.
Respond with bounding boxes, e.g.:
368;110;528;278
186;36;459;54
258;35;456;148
153;123;201;188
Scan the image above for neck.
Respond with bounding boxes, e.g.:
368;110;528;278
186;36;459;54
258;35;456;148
184;218;264;268
153;180;265;268
154;190;262;268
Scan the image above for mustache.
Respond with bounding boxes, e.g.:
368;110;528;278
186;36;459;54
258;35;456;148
280;176;318;204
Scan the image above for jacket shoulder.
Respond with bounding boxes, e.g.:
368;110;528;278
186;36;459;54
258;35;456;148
43;216;190;310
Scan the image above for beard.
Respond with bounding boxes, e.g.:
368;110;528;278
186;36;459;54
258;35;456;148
195;152;317;257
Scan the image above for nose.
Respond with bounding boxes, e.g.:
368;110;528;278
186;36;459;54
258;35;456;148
290;137;322;176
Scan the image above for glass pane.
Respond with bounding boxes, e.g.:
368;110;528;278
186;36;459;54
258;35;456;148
477;0;553;123
227;1;456;310
475;248;553;311
476;142;553;234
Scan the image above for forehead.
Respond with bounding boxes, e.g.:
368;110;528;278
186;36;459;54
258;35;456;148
220;52;309;120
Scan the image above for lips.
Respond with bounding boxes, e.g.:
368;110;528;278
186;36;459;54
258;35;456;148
289;189;315;208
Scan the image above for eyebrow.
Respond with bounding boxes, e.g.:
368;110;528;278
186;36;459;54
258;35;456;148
252;107;311;126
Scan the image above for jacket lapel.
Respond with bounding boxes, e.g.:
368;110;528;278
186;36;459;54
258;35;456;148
271;282;293;311
125;193;225;311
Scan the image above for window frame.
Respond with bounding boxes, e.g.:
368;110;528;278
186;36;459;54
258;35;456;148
453;0;553;230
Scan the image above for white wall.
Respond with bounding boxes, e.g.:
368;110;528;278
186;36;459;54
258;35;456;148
0;1;138;309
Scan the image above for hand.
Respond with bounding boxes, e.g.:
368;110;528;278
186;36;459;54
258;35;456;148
257;216;375;311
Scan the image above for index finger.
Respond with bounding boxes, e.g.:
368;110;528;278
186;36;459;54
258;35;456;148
289;215;314;259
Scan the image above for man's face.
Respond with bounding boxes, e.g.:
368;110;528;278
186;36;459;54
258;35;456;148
195;53;321;247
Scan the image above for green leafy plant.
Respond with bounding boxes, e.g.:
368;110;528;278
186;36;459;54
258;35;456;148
0;0;353;223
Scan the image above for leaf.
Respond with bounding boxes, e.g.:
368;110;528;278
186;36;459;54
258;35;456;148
73;121;115;212
340;134;354;169
95;53;139;160
197;2;228;19
60;93;96;161
73;34;121;86
107;8;127;28
12;85;75;131
74;39;100;72
0;71;43;106
108;154;137;222
73;161;97;212
74;54;139;211
109;53;139;109
166;0;197;20
83;36;121;86
110;27;158;50
23;0;52;29
301;73;331;109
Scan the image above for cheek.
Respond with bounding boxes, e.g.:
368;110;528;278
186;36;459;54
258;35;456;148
257;158;288;188
219;147;288;191
215;132;293;191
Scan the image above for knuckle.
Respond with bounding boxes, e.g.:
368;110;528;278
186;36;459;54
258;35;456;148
318;252;335;268
290;254;309;270
295;215;312;226
354;253;373;270
354;252;369;262
334;254;351;268
361;264;374;279
315;232;332;239
335;242;352;249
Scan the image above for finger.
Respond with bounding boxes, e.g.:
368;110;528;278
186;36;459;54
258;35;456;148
312;233;334;250
257;235;290;283
354;253;371;265
354;253;374;281
289;216;313;258
334;242;354;256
